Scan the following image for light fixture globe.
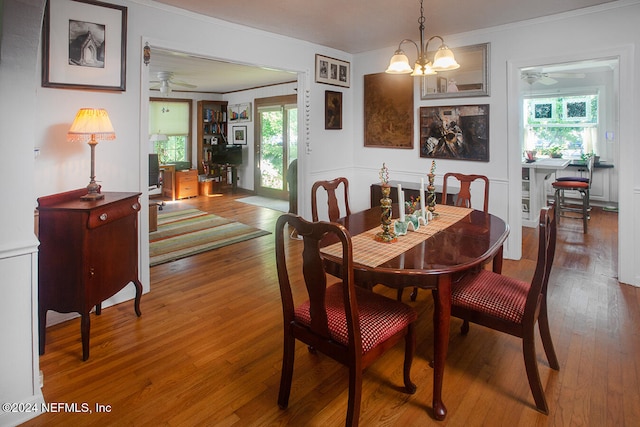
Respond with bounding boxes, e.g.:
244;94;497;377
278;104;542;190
385;50;413;74
432;45;460;71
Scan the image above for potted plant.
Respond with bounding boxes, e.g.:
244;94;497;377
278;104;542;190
547;144;564;158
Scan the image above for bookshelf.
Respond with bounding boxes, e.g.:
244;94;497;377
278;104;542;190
197;100;228;175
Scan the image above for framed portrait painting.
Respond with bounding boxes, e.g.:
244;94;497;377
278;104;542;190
325;91;342;129
419;104;490;161
42;0;128;91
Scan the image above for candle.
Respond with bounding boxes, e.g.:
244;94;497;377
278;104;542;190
430;160;436;175
398;184;405;222
420;178;426;219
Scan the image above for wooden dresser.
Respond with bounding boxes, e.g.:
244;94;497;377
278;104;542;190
175;169;199;199
37;189;143;361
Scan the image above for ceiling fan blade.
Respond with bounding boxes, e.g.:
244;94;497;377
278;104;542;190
538;76;558;85
171;80;197;89
547;72;586;79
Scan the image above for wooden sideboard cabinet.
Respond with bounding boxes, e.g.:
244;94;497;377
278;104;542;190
175;169;199;199
37;189;143;361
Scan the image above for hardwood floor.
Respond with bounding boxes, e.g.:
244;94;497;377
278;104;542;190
25;192;640;426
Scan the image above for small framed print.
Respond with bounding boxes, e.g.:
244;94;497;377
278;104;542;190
315;54;350;88
232;125;247;145
42;0;128;91
325;91;342;130
229;102;251;123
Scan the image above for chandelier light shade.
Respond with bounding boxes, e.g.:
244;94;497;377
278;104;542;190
67;108;116;201
385;0;459;76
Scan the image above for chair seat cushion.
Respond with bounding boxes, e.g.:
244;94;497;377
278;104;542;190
556;176;589;183
552;180;589;189
452;270;529;324
294;283;417;353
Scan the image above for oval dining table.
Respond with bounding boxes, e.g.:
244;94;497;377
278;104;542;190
320;203;510;420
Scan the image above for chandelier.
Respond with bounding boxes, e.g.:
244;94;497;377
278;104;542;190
385;0;459;76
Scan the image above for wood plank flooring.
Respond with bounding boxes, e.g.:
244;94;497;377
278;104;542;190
24;192;640;426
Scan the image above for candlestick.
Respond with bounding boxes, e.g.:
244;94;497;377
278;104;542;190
375;184;397;243
379;162;389;185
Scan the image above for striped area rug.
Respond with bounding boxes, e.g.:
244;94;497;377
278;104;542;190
149;208;270;266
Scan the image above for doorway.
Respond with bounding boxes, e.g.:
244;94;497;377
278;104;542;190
254;95;298;200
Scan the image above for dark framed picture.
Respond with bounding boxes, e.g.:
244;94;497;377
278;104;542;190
315;54;350;88
419;104;490;161
325;91;342;129
364;72;413;148
42;0;127;91
421;43;490;99
232;125;247;145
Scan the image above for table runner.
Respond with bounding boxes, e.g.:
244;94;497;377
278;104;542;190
321;204;472;268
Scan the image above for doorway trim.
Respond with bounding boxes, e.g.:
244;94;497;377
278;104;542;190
507;44;635;285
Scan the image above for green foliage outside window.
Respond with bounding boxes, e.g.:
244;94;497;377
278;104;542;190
524;94;598;158
154;136;188;164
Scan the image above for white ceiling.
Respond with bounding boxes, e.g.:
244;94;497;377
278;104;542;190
148;0;618;94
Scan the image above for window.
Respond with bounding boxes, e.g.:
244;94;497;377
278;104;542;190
523;94;599;158
149;99;192;164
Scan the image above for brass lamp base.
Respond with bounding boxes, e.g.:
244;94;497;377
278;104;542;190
80;192;105;201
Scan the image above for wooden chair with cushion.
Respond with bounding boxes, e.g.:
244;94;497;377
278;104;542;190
401;172;490;302
275;213;417;426
450;205;559;414
551;154;593;233
311;177;351;221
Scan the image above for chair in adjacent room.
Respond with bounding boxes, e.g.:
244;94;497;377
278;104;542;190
401;172;490;302
275;213;417;427
311;177;351;221
450;205;560;414
551;154;594;233
148;153;165;210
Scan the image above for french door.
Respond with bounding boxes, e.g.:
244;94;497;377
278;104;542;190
254;95;297;199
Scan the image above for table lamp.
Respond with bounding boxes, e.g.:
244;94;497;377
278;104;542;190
67;108;116;200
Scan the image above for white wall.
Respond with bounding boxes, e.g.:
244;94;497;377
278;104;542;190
1;2;47;425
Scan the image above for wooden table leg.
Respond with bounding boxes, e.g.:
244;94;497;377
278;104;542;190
432;274;451;420
492;245;504;274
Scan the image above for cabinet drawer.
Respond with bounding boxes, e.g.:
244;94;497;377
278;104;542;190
87;198;140;229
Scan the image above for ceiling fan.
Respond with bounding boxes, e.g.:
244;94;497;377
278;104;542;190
150;71;197;95
521;71;586;85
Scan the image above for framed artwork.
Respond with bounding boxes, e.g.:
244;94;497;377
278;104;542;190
315;54;350;88
325;91;342;130
364;72;413;148
232;125;247;145
42;0;127;91
228;103;251;123
419;104;490;162
421;43;490;99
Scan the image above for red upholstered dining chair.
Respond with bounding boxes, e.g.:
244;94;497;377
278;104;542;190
551;154;594;233
311;177;351;222
450;205;559;414
275;213;417;426
400;172;490;302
